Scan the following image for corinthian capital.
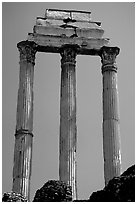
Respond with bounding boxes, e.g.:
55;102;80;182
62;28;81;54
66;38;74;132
60;45;77;66
99;46;120;73
17;41;37;65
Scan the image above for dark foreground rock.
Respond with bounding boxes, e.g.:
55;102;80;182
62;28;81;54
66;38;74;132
89;165;135;202
2;192;27;202
74;200;89;202
33;180;72;202
3;165;134;202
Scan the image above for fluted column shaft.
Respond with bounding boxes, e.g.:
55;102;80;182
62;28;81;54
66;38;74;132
100;46;122;185
59;46;77;200
12;41;37;200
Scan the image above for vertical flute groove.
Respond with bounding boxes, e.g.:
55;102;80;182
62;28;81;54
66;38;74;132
100;46;122;185
12;41;37;200
59;46;77;200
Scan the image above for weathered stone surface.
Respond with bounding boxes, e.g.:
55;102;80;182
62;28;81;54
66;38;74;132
59;46;77;200
99;46;120;73
28;33;109;55
35;8;104;39
45;9;70;21
34;25;104;39
36;18;101;29
12;41;36;201
89;165;135;202
100;47;122;185
33;180;72;202
2;192;27;202
28;9;109;55
72;11;91;22
12;133;33;200
45;9;92;22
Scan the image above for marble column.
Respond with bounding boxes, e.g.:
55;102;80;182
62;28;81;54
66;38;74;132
59;45;77;200
99;46;122;185
12;41;37;200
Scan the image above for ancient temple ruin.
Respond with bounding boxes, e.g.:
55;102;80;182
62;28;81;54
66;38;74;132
12;9;122;201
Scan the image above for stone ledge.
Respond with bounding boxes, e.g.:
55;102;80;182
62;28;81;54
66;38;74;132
34;25;104;39
36;17;101;28
27;33;110;55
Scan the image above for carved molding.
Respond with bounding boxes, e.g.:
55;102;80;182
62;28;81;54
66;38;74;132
99;46;120;73
17;41;37;65
15;128;33;138
60;45;77;66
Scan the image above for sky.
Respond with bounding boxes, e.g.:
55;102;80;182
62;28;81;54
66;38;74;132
2;2;135;201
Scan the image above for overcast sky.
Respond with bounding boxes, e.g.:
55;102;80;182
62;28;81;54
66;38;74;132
2;2;135;201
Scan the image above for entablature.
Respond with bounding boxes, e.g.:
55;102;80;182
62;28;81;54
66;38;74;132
27;33;110;55
26;9;110;55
